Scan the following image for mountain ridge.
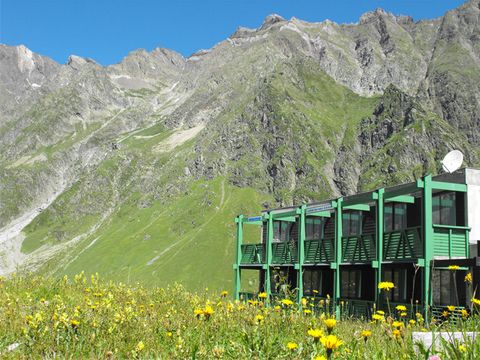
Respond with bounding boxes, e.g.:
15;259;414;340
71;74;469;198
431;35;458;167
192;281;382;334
0;1;479;290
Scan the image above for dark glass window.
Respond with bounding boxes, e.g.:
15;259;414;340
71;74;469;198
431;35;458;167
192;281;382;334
303;270;322;296
342;211;362;237
432;269;467;306
273;221;291;242
384;203;407;232
383;268;407;302
432;192;456;226
306;218;323;240
341;269;361;298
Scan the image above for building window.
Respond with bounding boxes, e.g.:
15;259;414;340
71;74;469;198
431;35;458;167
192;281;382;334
383;268;407;302
384;203;407;232
273;221;291;242
341;269;361;298
432;192;456;226
432;269;467;306
303;270;322;296
306;218;323;240
342;211;362;237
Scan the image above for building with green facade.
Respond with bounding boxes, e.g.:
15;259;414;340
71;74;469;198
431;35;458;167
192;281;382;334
233;169;480;318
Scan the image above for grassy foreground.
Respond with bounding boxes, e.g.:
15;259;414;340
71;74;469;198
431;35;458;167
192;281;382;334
1;274;479;359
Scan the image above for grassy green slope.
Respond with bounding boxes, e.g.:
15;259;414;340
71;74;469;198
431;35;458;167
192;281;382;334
35;178;271;291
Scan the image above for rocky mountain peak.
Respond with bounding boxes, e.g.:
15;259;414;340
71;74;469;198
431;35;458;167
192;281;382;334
67;55;97;70
359;8;397;24
260;14;286;30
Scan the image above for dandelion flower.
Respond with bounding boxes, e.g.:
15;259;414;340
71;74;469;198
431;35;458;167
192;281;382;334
392;329;401;338
360;330;372;341
465;273;472;283
307;328;323;342
281;299;294;307
459;344;467;352
396;305;407;312
321;335;343;354
203;305;214;319
472;297;480;306
447;305;455;312
323;318;337;333
314;356;326;360
372;314;385;322
258;292;267;299
392;321;403;329
70;319;80;328
378;282;395;291
220;291;228;297
255;314;264;324
135;341;145;352
286;342;298;351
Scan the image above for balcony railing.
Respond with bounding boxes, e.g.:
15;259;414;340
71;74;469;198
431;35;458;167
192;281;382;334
240;244;265;264
272;241;298;264
342;234;376;262
432;225;469;258
383;226;423;260
304;238;334;263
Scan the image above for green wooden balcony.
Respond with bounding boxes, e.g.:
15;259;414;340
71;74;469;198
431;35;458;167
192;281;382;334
339;299;374;319
432;225;469;258
240;244;265;264
271;241;298;264
342;234;376;262
304;238;335;263
383;226;423;260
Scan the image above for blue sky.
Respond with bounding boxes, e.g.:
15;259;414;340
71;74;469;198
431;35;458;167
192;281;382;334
0;0;465;65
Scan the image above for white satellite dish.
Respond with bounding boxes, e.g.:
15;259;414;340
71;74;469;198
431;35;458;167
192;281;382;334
441;150;464;173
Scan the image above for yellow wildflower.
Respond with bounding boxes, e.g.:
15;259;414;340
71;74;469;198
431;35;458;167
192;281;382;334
255;314;264;323
396;305;407;311
400;312;407;317
376;310;385;315
307;328;323;342
286;342;298;351
447;305;455;312
378;282;395;291
471;297;480;306
281;299;294;307
321;335;343;353
258;292;267;299
70;319;80;328
203;305;214;319
314;356;327;360
392;321;403;328
465;272;472;283
442;310;450;318
360;330;372;341
392;329;401;338
459;344;467;352
194;309;204;318
409;319;416;326
304;309;312;315
135;341;145;352
220;290;228;297
372;313;385;322
460;309;469;318
324;318;337;333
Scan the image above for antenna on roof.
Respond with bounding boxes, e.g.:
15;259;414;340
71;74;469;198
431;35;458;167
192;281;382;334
441;150;464;173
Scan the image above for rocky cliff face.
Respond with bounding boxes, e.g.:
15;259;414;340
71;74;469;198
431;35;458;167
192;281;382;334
1;1;480;288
